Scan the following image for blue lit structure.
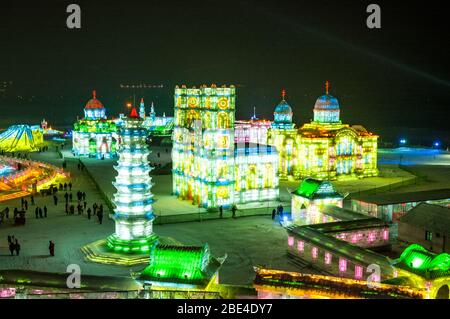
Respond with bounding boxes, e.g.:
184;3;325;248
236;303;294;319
271;89;295;130
313;83;341;124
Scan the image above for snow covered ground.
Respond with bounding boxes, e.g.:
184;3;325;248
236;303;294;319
0;148;302;285
378;147;450;166
0;145;449;286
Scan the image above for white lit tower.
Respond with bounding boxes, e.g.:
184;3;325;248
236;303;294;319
139;97;146;119
106;107;158;253
150;102;156;122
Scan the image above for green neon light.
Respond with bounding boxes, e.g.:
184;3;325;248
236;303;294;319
141;244;210;282
106;234;158;254
74;119;117;133
292;178;342;200
399;244;450;272
295;179;320;197
411;257;424;269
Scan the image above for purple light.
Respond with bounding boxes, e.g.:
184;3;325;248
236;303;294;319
339;258;347;272
382;229;389;241
312;247;318;259
355;265;363;279
0;288;16;298
288;236;294;247
325;252;332;265
297;240;304;252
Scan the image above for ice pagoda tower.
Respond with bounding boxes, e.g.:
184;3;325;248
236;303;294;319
106;107;158;254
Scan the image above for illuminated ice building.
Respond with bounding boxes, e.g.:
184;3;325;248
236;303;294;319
0;125;44;152
291;178;344;223
268;83;378;180
140;98;174;136
172;84;279;209
72;90;118;159
267;89;299;179
106;107;158;253
139;243;225;292
296;82;378;180
234;107;272;145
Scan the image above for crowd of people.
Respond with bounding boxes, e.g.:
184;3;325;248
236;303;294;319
5;234;56;257
1;158;109;258
62;189;105;224
0;151;32;160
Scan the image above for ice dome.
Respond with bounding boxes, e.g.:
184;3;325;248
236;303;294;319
84;90;106;120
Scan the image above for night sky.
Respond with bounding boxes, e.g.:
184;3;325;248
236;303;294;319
0;0;449;143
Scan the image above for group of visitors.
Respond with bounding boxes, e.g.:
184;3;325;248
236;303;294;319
40;185;58;197
62;189;104;224
77;160;85;171
4;152;30;160
59;182;73;192
218;205;238;218
76;191;87;202
7;235;21;256
7;231;56;258
150;162;164;169
21;198;29;211
90;203;104;224
37;146;49;153
0;154;113;260
217;204;238;218
7;207;26;225
271;204;284;220
34;205;48;218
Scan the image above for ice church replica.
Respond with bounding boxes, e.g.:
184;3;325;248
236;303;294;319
72;90;118;159
268;82;378;180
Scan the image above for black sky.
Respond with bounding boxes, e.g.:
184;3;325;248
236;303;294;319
0;0;449;142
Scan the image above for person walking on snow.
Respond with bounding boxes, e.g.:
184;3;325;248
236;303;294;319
231;204;237;218
49;241;55;257
14;239;20;256
9;241;15;256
